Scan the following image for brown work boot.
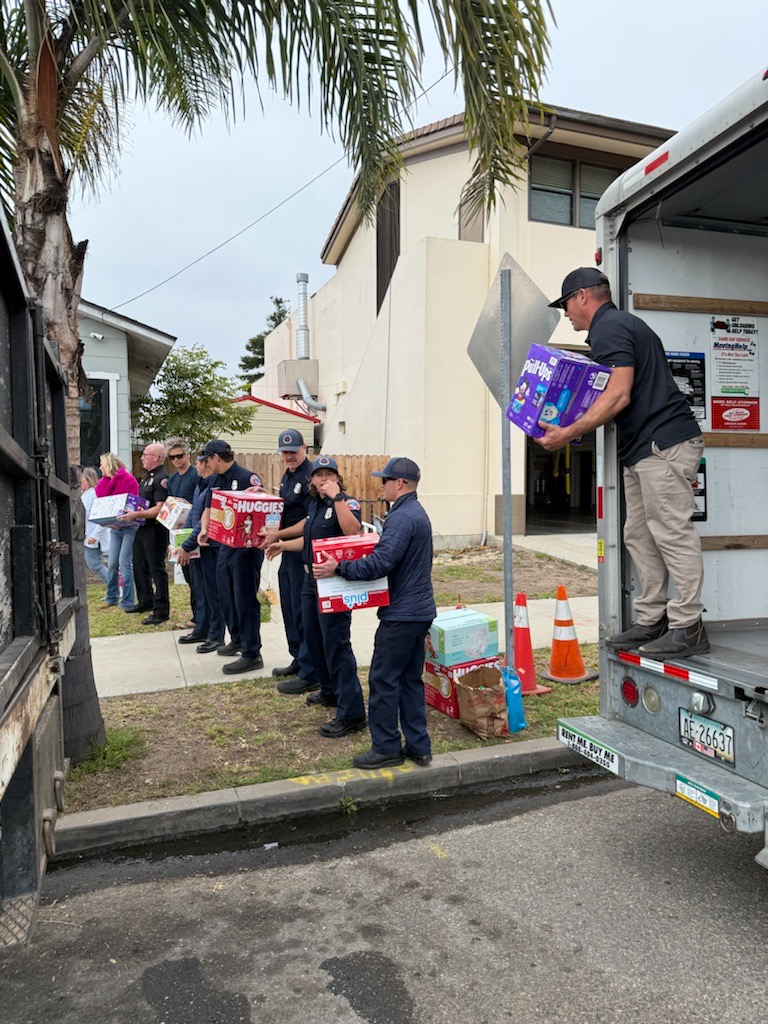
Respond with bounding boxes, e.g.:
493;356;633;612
604;614;668;651
638;619;710;660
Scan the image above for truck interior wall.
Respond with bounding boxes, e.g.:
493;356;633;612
623;222;768;622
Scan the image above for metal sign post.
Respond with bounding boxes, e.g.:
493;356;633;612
500;269;514;660
467;254;560;661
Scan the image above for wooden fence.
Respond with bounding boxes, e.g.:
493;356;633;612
235;452;390;522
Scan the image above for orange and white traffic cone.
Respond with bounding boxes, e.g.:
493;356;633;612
542;585;598;685
513;593;552;695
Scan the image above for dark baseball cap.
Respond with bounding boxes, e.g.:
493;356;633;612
310;455;338;475
195;452;207;462
277;428;305;451
201;439;233;458
548;267;610;308
372;457;421;482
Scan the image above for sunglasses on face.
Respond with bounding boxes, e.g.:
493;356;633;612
169;453;186;460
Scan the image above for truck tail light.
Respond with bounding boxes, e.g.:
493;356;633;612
621;678;639;707
642;685;661;715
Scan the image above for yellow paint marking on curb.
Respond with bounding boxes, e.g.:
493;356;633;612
288;762;415;786
429;843;448;859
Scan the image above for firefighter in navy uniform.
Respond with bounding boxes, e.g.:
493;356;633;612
197;439;265;675
121;441;170;625
261;429;319;692
266;456;367;737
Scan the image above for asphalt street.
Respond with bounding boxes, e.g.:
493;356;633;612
4;776;768;1024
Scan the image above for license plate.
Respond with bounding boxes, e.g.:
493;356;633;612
679;709;734;766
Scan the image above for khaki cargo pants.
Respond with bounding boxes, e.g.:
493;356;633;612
622;436;705;629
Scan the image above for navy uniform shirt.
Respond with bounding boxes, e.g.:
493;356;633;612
204;462;263;507
138;466;168;527
167;465;199;503
279;458;314;529
302;493;362;567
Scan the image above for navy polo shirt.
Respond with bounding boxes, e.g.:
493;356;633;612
167;465;199;503
279;458;314;529
138;467;168;526
204;462;263;507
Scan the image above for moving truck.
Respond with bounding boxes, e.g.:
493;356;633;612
557;68;768;868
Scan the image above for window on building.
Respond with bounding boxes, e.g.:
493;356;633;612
458;192;484;243
529;155;621;229
376;181;400;312
79;377;111;469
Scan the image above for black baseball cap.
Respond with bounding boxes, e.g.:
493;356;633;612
277;428;305;451
201;439;233;458
372;457;421;482
310;455;338;475
548;267;610;308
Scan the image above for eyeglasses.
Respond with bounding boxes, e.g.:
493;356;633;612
382;477;397;484
562;290;579;310
169;453;186;460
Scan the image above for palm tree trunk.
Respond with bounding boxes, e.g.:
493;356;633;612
14;131;105;763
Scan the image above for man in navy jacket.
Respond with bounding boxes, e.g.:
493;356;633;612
313;457;436;769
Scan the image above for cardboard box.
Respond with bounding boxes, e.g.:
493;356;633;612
426;608;499;667
208;490;284;548
423;656;503;719
157;497;192;530
506;343;612;439
312;534;390;614
88;493;148;527
168;527;200;561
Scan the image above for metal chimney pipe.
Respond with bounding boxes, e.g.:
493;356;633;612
296;272;309;359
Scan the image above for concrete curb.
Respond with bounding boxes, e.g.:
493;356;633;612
54;738;585;859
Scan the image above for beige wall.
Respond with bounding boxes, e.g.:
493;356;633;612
253;129;652;546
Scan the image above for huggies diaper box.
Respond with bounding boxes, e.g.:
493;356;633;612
423;655;503;718
506;344;612;439
208;490;284;548
157;497;192;530
312;534;390;614
426;608;499;668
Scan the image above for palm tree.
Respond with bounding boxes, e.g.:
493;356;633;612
0;0;552;759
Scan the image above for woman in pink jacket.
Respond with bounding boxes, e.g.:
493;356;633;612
95;453;140;610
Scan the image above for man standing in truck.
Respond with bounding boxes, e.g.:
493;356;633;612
538;267;708;659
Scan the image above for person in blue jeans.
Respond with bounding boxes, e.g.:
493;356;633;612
80;467;109;585
95;452;141;611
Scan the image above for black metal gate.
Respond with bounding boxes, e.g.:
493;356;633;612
0;222;74;945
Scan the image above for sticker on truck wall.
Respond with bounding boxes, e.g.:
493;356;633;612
557;724;619;775
710;315;760;430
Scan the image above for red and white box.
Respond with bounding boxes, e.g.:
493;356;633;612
312;534;390;614
208;490;284;549
157;496;192;530
423;656;503;719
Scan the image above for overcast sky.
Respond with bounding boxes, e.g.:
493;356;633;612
70;1;768;379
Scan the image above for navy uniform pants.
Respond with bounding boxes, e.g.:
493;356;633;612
278;550;317;682
300;574;365;722
367;620;432;757
191;551;225;642
216;545;264;658
133;521;170;618
199;544;225;642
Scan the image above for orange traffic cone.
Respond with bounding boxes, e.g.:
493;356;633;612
513;593;552;695
542;585;598;685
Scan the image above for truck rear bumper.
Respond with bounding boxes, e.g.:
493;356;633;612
558;716;768;848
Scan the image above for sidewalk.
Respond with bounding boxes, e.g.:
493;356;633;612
91;533;598;698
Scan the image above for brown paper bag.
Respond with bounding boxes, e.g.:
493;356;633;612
455;666;509;739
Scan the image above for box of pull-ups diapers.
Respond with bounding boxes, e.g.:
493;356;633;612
506;344;612;439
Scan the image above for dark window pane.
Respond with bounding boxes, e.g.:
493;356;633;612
531;191;573;224
80;379;110;469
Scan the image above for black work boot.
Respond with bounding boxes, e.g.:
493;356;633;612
638;619;710;659
604;614;668;651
